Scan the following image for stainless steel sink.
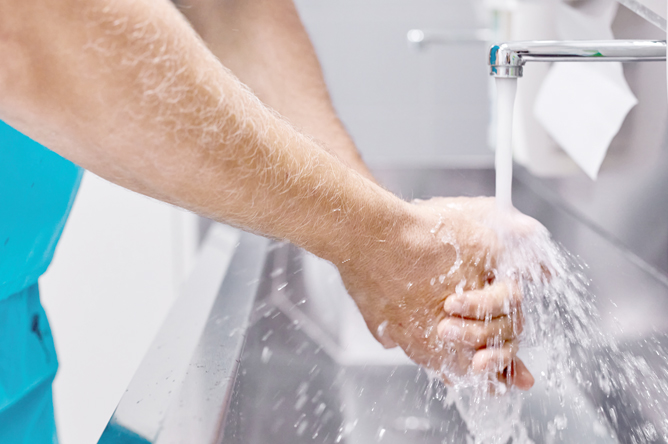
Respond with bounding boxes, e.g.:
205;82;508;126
98;167;668;444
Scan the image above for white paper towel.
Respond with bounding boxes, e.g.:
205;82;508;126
533;0;638;180
534;63;638;179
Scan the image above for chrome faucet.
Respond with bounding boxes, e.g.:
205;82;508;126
489;40;667;78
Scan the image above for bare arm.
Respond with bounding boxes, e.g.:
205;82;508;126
0;0;532;388
176;0;374;179
1;0;379;260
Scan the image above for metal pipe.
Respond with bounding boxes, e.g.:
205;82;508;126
489;40;667;78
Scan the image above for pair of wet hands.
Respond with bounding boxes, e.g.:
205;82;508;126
339;196;540;392
438;279;534;390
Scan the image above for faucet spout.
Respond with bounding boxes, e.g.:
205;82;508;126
489;40;667;78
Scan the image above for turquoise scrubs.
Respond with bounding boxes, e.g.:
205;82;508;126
0;120;83;443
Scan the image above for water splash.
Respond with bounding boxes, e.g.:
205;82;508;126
442;77;668;443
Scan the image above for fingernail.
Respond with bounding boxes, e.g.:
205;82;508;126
516;369;535;390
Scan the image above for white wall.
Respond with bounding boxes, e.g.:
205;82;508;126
40;173;198;444
294;0;493;166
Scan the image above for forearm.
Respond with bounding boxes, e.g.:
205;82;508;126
176;0;374;179
0;0;400;262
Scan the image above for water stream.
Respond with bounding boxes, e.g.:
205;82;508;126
494;78;518;211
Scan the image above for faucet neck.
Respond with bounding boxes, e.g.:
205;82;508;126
489;40;667;78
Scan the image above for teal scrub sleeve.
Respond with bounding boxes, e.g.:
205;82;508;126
0;120;83;300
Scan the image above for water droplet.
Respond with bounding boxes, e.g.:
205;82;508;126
314;402;326;416
294;415;308;436
261;346;272;364
294;393;308;411
261;330;273;342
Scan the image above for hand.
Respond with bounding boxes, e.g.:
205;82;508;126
336;196;539;391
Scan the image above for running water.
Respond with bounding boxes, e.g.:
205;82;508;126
494;78;517;211
438;78;668;443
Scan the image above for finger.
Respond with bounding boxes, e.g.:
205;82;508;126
437;316;517;349
506;358;534;390
472;339;516;367
377;336;398;349
471;343;534;391
443;281;522;320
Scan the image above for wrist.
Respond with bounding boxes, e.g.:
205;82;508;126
311;181;415;266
